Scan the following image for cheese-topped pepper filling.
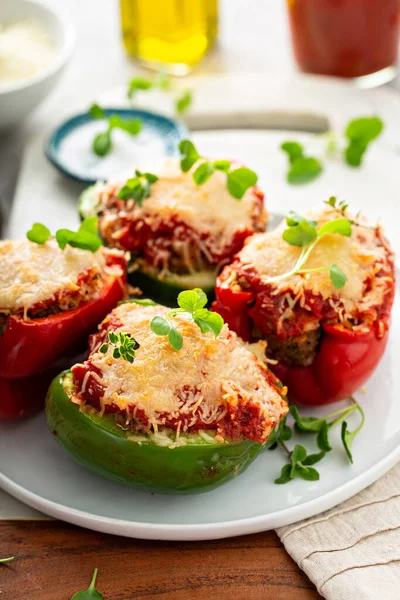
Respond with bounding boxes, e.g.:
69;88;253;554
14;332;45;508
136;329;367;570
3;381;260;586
0;239;126;325
217;205;395;366
71;302;288;445
82;158;267;279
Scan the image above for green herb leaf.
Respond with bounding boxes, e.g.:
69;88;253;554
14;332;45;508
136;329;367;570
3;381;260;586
109;115;142;136
99;343;108;354
275;464;292;484
318;218;352;237
179;139;200;172
175;90;192;115
344;117;383;168
177;288;208;312
281;141;304;164
303;451;326;466
267;415;292;450
330;264;347;289
117;171;158;206
0;557;14;564
55;218;102;253
71;568;104;600
193;161;214;185
287;157;323;185
26;223;51;245
325;196;337;209
317;423;332;452
151;316;171;336
168;326;183;350
103;331;139;363
226;167;258;200
340;401;365;463
213;159;231;172
128;76;153;98
298;467;320;481
92;131;112;157
193;309;224;338
89;104;106;119
291;444;307;464
282;220;318;247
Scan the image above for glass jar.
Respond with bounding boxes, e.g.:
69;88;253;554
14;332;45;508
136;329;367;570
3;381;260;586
287;0;400;86
120;0;218;75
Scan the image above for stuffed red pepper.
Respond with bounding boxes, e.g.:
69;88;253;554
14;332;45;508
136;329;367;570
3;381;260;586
46;293;288;493
78;154;266;305
213;202;395;406
0;235;127;419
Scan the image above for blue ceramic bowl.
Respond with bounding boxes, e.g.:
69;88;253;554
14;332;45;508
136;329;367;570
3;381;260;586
45;108;188;184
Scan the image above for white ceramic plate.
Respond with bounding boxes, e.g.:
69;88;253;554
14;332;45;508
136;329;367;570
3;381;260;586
2;76;400;539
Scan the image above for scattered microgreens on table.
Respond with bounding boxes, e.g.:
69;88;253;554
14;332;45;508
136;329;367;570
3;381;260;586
27;217;102;253
88;103;142;157
117;170;158;206
266;204;351;288
150;288;224;350
71;568;104;600
269;398;365;484
280;116;384;185
99;332;140;364
179;139;258;199
0;557;14;564
127;72;193;115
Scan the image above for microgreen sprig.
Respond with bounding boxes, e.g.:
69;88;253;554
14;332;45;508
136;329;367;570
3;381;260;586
150;288;224;351
266;208;351;289
127;73;192;115
270;397;365;484
27;217;102;253
99;331;139;364
179;140;258;200
89;103;142;157
117;170;159;206
71;568;104;600
281;141;323;185
344;116;383;167
0;557;14;564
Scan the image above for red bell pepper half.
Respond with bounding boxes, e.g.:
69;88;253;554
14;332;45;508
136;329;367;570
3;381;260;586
0;371;58;420
213;280;390;406
0;274;126;380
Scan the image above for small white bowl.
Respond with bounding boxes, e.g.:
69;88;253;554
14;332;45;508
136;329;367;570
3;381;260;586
0;0;75;129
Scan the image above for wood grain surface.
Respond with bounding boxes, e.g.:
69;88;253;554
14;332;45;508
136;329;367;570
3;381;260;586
0;521;321;600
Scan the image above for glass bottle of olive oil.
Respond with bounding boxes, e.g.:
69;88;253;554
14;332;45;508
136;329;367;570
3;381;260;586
120;0;218;75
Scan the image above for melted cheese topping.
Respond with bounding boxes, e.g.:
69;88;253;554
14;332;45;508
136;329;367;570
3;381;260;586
99;158;264;247
237;206;391;316
82;303;287;435
0;239;108;312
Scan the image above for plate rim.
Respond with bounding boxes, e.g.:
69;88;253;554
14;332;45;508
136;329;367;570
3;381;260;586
1;444;399;541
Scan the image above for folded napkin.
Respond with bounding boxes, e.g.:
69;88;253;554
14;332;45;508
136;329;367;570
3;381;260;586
277;463;400;600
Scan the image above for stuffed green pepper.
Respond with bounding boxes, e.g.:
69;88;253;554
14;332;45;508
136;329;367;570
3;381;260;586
78;153;267;306
46;290;288;494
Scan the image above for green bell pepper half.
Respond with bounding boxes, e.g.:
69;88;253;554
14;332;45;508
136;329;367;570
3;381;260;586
46;371;264;494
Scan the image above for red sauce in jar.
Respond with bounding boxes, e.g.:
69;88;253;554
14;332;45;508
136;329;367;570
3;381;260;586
287;0;400;78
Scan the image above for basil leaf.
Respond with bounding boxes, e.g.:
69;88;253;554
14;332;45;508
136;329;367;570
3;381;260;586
193;161;214;186
282;220;317;247
330;264;347;289
275;464;292;485
177;289;207;312
89;104;105;119
168;326;183;350
175;90;192;115
92;131;112;157
79;216;99;236
287;157;323;185
151;316;171;336
281;141;304;164
345;116;383;144
179;139;200;172
194;310;224;337
226;167;258;200
143;172;158;184
318;218;352;237
26;223;51;245
71;568;104;600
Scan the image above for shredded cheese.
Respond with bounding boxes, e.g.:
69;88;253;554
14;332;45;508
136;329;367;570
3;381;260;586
0;239;109;313
237;206;393;318
77;302;287;438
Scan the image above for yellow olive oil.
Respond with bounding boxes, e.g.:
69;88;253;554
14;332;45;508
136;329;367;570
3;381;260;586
120;0;218;74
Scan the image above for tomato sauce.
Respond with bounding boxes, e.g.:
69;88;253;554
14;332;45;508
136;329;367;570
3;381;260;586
287;0;400;78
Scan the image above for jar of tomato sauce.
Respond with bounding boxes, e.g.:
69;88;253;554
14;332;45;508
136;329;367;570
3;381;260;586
287;0;400;84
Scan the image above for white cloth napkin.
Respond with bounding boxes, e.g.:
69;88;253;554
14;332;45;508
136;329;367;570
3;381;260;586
277;463;400;599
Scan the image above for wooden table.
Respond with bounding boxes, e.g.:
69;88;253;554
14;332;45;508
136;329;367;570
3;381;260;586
0;521;321;599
